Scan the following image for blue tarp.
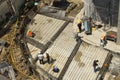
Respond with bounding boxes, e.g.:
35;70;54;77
84;21;89;31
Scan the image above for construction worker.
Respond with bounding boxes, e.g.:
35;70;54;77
77;19;82;33
27;29;35;37
46;52;50;64
27;30;33;37
103;63;108;68
93;60;99;72
53;66;59;73
74;32;79;42
100;35;107;47
38;53;44;64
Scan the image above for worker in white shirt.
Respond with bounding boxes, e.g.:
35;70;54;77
38;53;44;64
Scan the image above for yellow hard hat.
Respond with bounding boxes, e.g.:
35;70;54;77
78;29;80;33
77;20;82;23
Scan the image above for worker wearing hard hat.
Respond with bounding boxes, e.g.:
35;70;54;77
77;19;82;33
100;35;107;47
38;52;44;64
27;29;35;37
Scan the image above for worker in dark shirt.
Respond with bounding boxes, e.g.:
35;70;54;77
53;66;59;73
77;22;82;33
77;19;82;33
93;60;99;72
46;52;50;64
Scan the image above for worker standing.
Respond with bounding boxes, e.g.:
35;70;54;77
77;19;82;33
74;32;79;42
38;53;44;64
100;35;107;47
93;60;99;72
46;52;50;64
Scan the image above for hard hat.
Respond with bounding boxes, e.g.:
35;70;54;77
100;35;105;39
104;63;108;67
77;20;82;23
78;29;80;33
52;64;55;67
27;29;30;34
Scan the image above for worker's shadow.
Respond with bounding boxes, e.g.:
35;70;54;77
96;66;101;72
50;58;56;63
81;28;85;32
78;28;85;33
44;58;56;64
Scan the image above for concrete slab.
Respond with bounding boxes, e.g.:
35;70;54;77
27;14;65;45
63;42;109;80
79;27;120;53
35;23;77;78
72;5;120;54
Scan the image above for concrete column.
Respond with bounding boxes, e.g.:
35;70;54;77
117;0;120;44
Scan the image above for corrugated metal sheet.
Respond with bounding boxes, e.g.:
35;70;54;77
36;23;77;78
28;14;65;45
63;42;109;80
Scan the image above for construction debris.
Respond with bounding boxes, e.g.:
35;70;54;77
0;61;16;80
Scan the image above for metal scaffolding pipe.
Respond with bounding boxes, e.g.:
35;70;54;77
117;0;120;44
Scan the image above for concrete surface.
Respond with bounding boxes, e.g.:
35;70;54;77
28;15;109;79
28;14;65;45
63;42;109;80
79;27;120;53
35;23;77;78
72;3;120;54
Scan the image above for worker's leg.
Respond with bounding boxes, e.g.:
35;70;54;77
78;25;82;33
41;59;44;64
48;58;50;64
93;66;97;72
78;23;82;33
39;59;42;64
